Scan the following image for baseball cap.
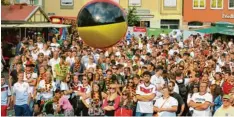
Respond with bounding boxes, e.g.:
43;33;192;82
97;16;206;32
223;95;231;99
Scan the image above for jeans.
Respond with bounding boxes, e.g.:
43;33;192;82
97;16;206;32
14;104;32;116
135;112;153;116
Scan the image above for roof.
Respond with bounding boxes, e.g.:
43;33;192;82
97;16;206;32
1;23;71;28
1;4;50;23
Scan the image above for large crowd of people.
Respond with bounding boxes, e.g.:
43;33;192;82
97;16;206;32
1;31;234;116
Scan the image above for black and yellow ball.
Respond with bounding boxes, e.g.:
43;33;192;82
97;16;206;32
77;0;127;48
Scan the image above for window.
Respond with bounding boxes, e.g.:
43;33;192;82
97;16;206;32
161;20;179;29
164;0;177;7
140;21;150;27
211;0;223;9
229;0;234;9
193;0;205;9
129;0;141;6
188;21;203;26
188;21;203;29
61;0;73;6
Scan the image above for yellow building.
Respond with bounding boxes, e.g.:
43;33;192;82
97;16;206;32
43;0;183;29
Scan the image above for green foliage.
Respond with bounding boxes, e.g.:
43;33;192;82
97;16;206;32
1;0;10;5
127;6;140;26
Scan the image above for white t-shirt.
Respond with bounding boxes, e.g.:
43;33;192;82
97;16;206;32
13;82;30;105
48;58;60;78
39;49;51;56
50;43;60;51
150;74;165;99
37;42;44;50
136;83;156;113
154;96;178;117
60;82;70;99
66;57;75;66
168;49;179;56
85;63;97;70
31;51;40;61
37;80;56;100
190;92;213;116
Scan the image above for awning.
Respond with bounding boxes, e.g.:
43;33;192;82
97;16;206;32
1;23;71;28
1;24;19;28
195;27;220;34
196;26;234;36
218;29;234;36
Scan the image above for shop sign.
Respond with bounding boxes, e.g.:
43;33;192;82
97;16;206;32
133;26;146;32
52;18;61;23
222;14;234;19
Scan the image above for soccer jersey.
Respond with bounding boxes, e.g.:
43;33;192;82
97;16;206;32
1;84;11;105
136;83;156;113
78;84;91;105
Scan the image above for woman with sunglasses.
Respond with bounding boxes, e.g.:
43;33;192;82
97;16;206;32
122;79;136;99
88;83;106;116
76;76;91;116
115;91;134;116
102;84;121;116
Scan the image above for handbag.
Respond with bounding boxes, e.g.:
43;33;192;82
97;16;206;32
154;97;169;117
115;108;133;116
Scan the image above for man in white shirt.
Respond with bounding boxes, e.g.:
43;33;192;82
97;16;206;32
48;51;60;78
136;71;156;116
151;66;165;99
13;72;32;116
188;82;213;116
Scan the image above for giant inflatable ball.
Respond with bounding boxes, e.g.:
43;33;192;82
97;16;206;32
77;0;127;48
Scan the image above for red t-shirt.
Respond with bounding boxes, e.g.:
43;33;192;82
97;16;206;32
222;81;234;94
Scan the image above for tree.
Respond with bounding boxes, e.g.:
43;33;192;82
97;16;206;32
1;0;10;5
127;6;140;26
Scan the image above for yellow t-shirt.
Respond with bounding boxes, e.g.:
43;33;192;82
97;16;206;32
214;106;234;116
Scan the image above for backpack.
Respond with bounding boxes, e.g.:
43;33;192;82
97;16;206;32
176;79;188;99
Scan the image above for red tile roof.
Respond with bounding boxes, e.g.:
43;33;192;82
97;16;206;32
1;5;38;22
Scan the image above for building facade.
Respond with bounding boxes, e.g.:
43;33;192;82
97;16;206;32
42;0;183;29
183;0;234;30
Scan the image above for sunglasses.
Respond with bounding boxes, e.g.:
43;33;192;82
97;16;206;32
223;99;230;102
122;94;127;96
109;87;115;90
128;81;133;83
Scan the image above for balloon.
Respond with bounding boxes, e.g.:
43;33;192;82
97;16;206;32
77;0;127;49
